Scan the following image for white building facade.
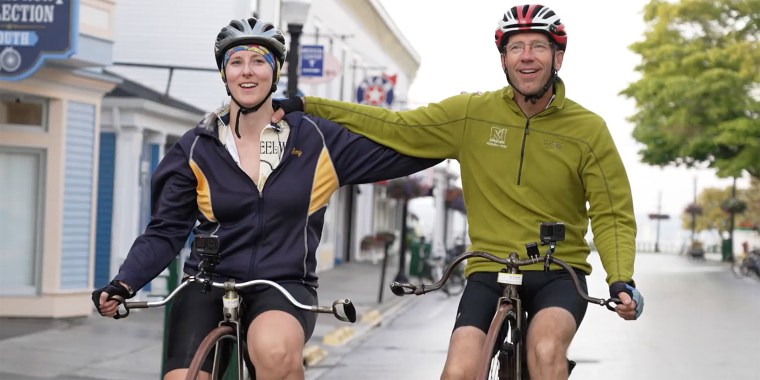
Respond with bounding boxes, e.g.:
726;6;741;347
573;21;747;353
0;0;426;317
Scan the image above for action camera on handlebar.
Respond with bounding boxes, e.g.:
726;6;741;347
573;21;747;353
194;235;221;271
540;222;565;245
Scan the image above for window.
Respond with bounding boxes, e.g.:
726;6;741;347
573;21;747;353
0;92;48;131
0;148;45;294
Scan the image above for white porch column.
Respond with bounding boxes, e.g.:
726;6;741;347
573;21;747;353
110;120;144;278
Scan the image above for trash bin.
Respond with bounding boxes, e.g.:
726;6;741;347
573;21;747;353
408;239;432;277
409;240;421;277
721;238;733;262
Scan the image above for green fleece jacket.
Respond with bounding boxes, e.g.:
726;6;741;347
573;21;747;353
305;80;636;284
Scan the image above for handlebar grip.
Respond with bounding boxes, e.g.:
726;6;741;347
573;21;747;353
331;299;357;323
389;282;408;296
343;300;357;323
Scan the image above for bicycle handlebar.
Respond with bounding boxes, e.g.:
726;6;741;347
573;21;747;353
116;277;357;323
390;250;620;311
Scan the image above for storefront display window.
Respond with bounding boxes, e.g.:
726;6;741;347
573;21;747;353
0;148;44;294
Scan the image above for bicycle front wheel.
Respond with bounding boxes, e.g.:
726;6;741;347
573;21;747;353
186;325;241;380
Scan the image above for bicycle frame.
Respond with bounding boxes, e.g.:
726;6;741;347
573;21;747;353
116;277;357;380
390;242;620;380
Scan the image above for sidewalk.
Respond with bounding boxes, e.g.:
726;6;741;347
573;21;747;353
0;257;416;380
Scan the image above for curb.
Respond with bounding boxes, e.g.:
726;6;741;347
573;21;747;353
303;344;327;367
303;296;417;368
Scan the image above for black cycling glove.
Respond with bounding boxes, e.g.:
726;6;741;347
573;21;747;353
272;96;304;114
91;280;133;315
609;281;644;319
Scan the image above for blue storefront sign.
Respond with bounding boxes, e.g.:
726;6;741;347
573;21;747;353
0;0;78;81
300;44;323;77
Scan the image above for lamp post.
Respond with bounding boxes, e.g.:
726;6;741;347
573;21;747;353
647;191;669;253
281;0;311;97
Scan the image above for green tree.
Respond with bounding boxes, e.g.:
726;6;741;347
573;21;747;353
621;0;760;179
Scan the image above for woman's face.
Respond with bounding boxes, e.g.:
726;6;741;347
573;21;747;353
224;50;274;107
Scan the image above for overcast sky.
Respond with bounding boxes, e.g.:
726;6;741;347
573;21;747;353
377;0;751;242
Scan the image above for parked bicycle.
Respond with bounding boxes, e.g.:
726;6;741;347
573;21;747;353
732;249;760;281
113;270;356;380
390;222;620;380
417;244;466;296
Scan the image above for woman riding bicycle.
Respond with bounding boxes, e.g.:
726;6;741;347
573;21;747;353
91;17;438;380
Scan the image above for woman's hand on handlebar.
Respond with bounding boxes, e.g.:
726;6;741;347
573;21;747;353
91;280;132;318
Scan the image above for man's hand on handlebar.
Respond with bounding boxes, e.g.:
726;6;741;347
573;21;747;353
609;281;644;320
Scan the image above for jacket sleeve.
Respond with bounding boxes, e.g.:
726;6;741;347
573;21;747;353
304;94;472;160
113;138;198;291
300;113;442;184
583;123;637;285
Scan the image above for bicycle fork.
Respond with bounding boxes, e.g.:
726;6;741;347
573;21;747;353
210;287;249;379
498;297;525;380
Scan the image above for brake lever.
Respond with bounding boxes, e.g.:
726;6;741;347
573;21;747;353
605;297;622;312
108;294;129;319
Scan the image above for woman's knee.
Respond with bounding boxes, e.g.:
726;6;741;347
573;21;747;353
252;345;303;372
246;311;305;374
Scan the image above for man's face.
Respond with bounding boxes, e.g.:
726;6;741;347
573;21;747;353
501;32;564;97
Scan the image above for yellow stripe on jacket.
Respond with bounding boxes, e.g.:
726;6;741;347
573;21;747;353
309;148;338;215
189;158;216;222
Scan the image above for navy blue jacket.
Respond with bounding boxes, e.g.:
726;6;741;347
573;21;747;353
114;112;439;290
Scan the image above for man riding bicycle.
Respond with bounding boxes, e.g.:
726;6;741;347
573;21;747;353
273;4;644;379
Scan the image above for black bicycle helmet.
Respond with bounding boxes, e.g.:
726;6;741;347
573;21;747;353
214;17;287;70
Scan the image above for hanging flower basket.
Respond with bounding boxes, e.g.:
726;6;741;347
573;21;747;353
684;203;703;215
720;198;747;214
385;177;430;199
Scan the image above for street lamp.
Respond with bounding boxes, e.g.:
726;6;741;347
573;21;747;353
281;0;311;97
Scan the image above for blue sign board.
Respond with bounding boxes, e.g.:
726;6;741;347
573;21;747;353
0;0;79;81
300;45;323;77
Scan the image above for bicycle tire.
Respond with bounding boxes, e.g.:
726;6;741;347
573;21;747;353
185;325;239;380
478;302;513;380
443;265;466;296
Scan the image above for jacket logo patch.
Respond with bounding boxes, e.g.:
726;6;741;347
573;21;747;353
543;138;562;150
487;127;507;148
290;147;303;157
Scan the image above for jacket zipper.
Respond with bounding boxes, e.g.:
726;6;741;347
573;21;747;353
248;124;295;280
517;119;530;185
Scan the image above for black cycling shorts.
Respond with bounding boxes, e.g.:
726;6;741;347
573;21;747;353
163;280;318;375
453;270;589;334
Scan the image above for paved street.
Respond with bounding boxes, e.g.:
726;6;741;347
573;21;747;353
0;251;757;380
308;252;760;380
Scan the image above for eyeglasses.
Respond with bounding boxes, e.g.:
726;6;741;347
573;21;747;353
504;40;553;55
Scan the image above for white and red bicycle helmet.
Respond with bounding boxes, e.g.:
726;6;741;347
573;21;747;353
494;4;567;53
